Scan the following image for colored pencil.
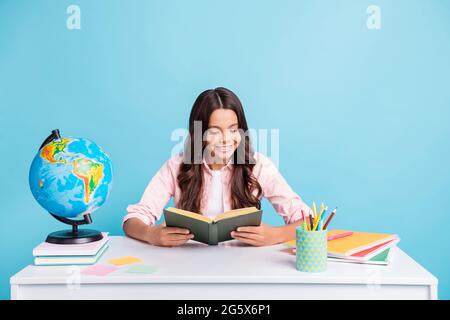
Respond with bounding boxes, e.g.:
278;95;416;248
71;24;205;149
327;231;353;241
313;206;327;231
323;207;337;230
312;202;317;220
301;209;306;231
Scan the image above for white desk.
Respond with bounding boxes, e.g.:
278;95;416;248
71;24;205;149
10;236;438;300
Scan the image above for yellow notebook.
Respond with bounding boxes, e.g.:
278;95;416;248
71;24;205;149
327;230;397;256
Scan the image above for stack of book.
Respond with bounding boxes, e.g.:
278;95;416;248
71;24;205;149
32;232;109;266
326;230;399;266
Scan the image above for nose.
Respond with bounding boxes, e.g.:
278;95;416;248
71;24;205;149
221;130;232;145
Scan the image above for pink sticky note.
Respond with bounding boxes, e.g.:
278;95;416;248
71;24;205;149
82;264;119;276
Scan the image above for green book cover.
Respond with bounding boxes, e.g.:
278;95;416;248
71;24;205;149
370;247;390;262
163;207;262;245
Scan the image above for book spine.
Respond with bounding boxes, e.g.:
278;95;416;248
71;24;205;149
209;223;219;245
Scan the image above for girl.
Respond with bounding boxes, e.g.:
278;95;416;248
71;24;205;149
123;87;313;247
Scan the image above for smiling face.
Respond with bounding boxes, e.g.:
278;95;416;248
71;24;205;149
204;108;242;166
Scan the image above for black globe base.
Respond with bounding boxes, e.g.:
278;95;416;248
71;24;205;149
44;211;103;245
46;229;103;244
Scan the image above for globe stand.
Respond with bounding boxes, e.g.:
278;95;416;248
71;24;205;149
45;213;103;244
40;129;103;245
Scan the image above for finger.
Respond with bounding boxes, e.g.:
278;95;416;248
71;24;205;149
236;226;261;233
166;234;194;241
232;231;264;240
167;239;190;247
168;239;189;246
232;235;259;246
232;231;263;241
162;236;192;246
164;227;191;234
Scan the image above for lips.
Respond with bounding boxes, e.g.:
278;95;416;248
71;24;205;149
215;144;234;153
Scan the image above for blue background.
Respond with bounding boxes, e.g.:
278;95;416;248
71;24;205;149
0;0;449;299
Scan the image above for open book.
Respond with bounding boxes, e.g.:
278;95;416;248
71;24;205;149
163;207;262;245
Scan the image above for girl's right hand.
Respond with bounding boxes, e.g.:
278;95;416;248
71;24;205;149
147;225;194;247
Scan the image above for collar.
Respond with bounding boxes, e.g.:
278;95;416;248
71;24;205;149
202;156;233;175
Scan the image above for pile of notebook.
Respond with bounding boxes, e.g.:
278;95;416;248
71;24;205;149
288;230;399;266
326;230;399;265
32;232;109;266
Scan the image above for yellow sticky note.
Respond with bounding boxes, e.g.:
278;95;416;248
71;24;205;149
283;240;296;247
108;256;143;266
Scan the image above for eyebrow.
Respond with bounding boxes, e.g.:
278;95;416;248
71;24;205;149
208;123;239;129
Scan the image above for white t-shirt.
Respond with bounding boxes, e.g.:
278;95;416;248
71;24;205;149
205;170;224;218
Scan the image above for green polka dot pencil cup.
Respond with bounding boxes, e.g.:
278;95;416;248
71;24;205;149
296;227;327;273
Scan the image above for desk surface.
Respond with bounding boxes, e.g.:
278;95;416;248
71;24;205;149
11;236;437;287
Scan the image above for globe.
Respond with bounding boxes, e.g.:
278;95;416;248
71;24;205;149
29;135;113;219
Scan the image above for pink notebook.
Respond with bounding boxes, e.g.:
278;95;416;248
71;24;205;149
328;238;400;261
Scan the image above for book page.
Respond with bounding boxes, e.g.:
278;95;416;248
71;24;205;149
165;207;213;223
214;207;259;222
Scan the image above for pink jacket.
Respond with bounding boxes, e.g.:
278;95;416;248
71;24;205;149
124;152;313;226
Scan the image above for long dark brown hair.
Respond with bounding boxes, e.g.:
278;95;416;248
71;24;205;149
177;87;262;213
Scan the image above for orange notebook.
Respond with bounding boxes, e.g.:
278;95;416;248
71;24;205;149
327;230;398;256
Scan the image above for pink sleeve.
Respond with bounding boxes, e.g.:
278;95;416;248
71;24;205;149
256;154;313;225
123;158;177;226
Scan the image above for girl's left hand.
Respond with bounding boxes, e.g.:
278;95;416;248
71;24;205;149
231;223;280;247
